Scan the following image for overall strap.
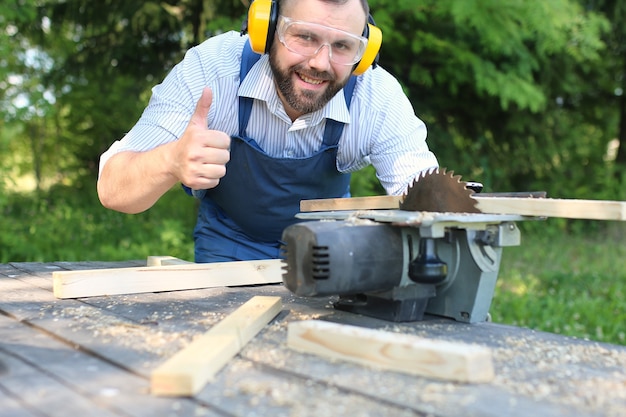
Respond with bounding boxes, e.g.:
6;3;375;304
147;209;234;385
238;42;262;137
322;75;357;147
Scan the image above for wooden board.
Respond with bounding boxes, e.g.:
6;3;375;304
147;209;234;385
52;259;283;299
300;195;626;221
150;296;282;397
301;195;402;212
473;196;626;220
146;256;193;266
287;320;494;384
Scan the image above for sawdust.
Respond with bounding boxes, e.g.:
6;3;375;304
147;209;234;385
226;361;424;417
242;313;626;415
491;335;626;415
49;305;232;358
42;293;626;415
398;322;626;413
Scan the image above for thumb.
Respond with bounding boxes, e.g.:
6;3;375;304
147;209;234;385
190;87;212;127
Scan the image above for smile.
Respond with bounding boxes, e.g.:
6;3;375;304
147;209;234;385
298;72;325;85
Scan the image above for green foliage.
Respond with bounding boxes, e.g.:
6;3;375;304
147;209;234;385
4;0;624;205
369;0;620;205
3;0;249;184
0;184;196;263
350;165;385;197
0;1;37;84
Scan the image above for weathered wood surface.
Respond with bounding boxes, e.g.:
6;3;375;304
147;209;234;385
1;261;626;417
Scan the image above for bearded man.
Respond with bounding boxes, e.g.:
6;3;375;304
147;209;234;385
97;0;438;262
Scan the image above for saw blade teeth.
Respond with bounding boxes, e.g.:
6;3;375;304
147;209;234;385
421;168;435;179
401;179;416;201
445;168;457;180
400;166;480;213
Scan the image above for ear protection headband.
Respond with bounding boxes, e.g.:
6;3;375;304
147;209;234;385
242;0;382;76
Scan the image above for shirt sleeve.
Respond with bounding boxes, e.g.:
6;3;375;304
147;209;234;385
98;32;244;177
343;68;439;196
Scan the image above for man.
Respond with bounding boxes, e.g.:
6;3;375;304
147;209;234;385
97;0;438;262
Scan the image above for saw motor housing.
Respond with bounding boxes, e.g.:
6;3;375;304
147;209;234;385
281;213;523;323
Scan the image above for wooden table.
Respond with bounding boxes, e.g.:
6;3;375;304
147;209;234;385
1;261;625;417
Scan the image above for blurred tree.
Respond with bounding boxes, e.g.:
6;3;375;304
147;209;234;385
585;0;626;169
1;1;58;192
1;0;619;202
370;0;613;198
3;0;247;189
41;0;246;174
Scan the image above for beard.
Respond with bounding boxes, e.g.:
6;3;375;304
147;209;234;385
269;48;349;116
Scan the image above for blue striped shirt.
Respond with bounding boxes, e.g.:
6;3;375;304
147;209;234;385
100;31;438;195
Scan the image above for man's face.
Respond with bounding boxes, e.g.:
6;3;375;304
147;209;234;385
269;0;367;120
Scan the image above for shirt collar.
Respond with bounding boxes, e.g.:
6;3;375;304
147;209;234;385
238;55;351;125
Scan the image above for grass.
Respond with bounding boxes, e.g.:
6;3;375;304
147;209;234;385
0;183;197;263
2;181;625;346
491;221;626;345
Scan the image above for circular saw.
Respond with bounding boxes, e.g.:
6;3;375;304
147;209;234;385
400;168;481;213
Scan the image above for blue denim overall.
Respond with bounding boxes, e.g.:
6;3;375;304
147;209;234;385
192;43;356;262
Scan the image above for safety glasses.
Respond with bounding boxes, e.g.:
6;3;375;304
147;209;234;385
276;15;368;66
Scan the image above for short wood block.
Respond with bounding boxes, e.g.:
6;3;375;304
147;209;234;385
287;320;494;383
151;295;282;396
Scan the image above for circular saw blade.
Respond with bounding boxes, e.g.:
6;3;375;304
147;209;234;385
400;168;480;213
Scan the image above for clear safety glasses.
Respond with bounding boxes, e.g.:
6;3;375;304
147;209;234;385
276;15;368;66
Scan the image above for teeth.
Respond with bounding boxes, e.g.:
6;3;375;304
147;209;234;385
300;73;324;85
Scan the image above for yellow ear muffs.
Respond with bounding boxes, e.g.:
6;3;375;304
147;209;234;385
246;0;278;54
352;22;382;76
245;0;382;74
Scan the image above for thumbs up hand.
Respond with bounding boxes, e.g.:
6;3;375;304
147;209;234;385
172;87;231;190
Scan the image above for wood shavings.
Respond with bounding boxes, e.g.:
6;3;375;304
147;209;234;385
493;335;626;414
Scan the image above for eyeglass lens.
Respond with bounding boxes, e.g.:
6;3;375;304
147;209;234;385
278;19;366;65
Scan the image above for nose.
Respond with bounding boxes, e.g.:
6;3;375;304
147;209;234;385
308;43;332;70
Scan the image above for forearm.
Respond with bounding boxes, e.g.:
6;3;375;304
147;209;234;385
97;144;179;214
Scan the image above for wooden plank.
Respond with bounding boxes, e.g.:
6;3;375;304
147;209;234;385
0;350;122;417
146;256;193;266
0;388;40;417
287;320;494;384
150;296;282;397
473;196;626;221
300;195;626;221
300;195;401;212
52;259;283;299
